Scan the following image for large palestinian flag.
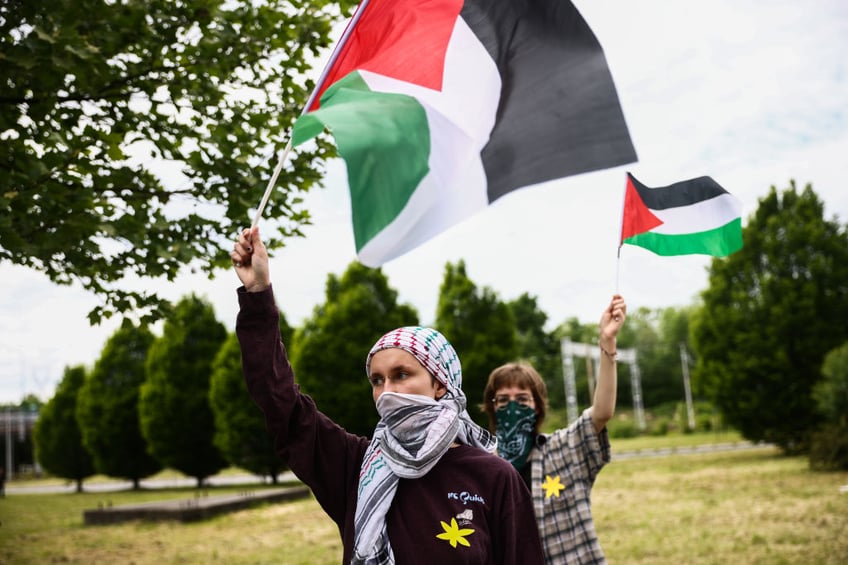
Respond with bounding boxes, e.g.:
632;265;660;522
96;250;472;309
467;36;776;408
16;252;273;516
292;0;637;267
620;172;743;257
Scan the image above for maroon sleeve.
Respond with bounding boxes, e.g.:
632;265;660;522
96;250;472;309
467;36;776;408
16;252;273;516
235;285;367;528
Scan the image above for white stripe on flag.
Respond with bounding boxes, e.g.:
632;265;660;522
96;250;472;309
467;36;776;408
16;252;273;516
650;193;743;235
357;17;501;265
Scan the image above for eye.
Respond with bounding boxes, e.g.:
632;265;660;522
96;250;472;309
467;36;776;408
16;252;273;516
369;375;385;387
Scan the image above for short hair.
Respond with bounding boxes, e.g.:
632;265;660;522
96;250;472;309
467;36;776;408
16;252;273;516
481;362;548;435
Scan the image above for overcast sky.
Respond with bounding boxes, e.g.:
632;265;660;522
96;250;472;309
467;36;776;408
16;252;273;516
2;0;846;403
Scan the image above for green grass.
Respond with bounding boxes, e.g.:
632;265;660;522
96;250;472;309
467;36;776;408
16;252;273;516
594;446;848;564
0;484;340;565
2;447;846;564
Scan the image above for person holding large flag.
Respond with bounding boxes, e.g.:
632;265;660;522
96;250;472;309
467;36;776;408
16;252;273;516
230;227;545;564
481;295;627;564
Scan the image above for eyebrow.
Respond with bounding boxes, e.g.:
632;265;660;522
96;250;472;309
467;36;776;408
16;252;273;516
370;361;418;377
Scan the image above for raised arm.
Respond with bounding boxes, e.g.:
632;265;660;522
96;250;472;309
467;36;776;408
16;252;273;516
231;227;368;532
591;294;627;432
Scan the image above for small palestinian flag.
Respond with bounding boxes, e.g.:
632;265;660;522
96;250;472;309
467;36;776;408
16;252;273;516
620;172;743;257
292;0;637;267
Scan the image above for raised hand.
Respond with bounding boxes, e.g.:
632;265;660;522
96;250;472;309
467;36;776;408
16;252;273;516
600;294;627;344
231;226;270;292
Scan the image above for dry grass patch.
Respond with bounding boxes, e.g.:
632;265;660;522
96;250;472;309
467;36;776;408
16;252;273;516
594;446;848;564
0;488;341;564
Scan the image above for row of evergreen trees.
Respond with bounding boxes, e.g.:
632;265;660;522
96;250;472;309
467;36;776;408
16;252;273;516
33;297;292;491
32;182;848;487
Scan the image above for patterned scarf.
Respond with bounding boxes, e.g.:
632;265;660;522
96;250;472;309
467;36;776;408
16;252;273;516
352;327;496;565
495;401;537;471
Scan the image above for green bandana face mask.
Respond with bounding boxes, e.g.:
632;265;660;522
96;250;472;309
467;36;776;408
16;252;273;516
495;401;537;471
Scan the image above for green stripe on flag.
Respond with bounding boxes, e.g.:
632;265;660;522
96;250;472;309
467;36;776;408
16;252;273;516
623;218;743;257
292;71;430;251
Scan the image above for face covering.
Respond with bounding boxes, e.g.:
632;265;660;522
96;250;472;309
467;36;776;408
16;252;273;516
495;401;537;471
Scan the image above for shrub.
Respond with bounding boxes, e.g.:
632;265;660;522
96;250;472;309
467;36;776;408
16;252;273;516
808;423;848;471
608;416;640;439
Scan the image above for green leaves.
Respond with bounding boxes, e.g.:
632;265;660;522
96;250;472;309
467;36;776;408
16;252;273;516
292;262;419;437
1;0;345;323
77;322;162;484
139;294;228;483
436;260;517;425
32;365;96;490
692;181;848;453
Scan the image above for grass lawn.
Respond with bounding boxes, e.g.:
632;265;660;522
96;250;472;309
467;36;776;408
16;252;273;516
0;484;341;565
594;446;848;564
610;429;746;452
1;442;846;564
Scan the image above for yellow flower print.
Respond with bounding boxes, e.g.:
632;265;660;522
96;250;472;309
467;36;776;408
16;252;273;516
542;474;566;499
436;517;475;548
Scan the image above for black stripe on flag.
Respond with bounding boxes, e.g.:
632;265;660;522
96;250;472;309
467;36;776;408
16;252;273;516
628;173;730;210
462;0;638;203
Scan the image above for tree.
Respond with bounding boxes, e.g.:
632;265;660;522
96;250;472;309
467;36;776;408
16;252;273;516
17;394;43;411
623;306;696;411
691;182;848;453
1;0;356;322
32;366;95;492
508;293;561;398
210;322;289;482
77;320;161;488
139;295;228;485
291;262;418;437
435;260;517;425
553;316;600;410
658;306;705;429
809;342;848;470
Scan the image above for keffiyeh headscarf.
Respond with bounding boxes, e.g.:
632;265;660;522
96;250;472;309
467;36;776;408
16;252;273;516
352;326;496;565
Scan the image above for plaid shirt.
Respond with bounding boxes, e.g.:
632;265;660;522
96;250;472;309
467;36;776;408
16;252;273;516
528;408;611;564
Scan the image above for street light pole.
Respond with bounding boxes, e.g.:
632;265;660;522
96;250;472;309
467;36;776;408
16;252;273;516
680;343;696;430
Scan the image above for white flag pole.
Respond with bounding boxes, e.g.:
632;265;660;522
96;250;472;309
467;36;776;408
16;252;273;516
615;245;621;295
615;172;629;294
250;0;373;229
251;139;293;229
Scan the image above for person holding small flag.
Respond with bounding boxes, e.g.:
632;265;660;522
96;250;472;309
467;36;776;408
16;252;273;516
481;294;627;564
230;226;544;565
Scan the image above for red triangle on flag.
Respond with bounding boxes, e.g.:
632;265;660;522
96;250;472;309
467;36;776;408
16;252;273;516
310;0;463;111
620;174;663;242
